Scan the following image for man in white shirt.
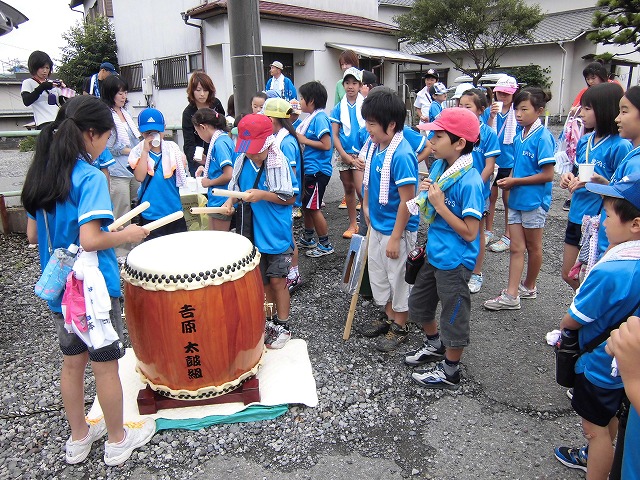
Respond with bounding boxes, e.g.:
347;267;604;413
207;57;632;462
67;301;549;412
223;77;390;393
265;61;297;101
414;69;439;125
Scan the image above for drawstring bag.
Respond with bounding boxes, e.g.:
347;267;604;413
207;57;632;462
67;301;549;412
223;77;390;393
61;272;89;333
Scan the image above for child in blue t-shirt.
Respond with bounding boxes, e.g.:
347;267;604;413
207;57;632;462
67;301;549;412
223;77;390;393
484;88;555;311
330;67;365;239
355;87;419;353
405;107;484;389
295;81;334;257
428;82;448;122
193;108;235;231
223;113;299;350
129;108;189;240
554;173;640;479
458;89;501;294
558;83;630;291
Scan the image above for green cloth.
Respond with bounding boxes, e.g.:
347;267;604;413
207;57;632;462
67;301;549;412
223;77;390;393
155;404;288;431
335;80;346;105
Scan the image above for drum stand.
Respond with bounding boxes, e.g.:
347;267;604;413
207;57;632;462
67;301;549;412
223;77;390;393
136;377;261;415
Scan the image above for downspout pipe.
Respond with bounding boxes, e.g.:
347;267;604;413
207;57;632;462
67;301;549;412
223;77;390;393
181;12;205;70
557;41;567;120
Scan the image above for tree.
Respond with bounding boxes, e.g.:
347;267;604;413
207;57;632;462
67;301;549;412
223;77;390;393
56;16;118;93
588;0;640;56
498;64;552;89
396;0;544;85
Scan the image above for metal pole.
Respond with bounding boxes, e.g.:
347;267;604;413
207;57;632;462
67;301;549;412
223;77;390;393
228;0;264;117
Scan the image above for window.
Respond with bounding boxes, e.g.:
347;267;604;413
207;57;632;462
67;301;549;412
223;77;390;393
154;56;188;90
359;57;384;84
120;63;143;92
188;53;202;72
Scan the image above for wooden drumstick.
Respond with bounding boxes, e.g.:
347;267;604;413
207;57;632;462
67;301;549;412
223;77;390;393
190;207;228;214
143;211;184;231
211;188;250;200
109;201;150;231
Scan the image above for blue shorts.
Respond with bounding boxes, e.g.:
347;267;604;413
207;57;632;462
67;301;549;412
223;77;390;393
572;373;625;427
508;206;547;229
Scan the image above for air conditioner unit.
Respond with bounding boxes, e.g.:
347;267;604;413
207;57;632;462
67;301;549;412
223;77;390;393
141;76;154;95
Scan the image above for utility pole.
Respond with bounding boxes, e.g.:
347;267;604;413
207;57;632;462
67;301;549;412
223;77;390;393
228;1;264;117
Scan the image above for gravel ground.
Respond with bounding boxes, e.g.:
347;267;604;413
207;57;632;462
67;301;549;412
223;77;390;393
0;145;589;480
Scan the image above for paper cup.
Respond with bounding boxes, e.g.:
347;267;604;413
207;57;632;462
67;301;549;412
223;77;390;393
194;146;204;160
578;163;595;182
151;133;161;148
494;101;503;112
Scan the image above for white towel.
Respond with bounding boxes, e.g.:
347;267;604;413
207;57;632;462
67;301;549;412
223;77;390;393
361;131;404;205
340;93;365;137
129;140;187;188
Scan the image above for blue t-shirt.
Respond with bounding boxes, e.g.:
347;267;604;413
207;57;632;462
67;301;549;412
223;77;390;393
428;101;443;122
597;146;640;257
481;109;520;168
279;133;302;208
301;111;333;176
33;160;120;312
139;149;183;221
206;134;235;208
472;122;501;199
508;124;556;212
236;158;299;254
623;405;640;480
569;257;640;389
92;148;115;170
568;133;631;225
365;139;419;236
330;100;362;154
426;160;484;271
355;126;426;155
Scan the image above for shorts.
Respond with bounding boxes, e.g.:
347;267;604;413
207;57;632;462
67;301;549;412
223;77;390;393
334;149;357;172
409;260;472;348
564;221;582;247
508;206;548;229
53;296;125;362
483;196;490;216
259;247;293;284
208;212;233;221
302;172;330;210
571;373;625;427
367;228;417;313
493;168;512;186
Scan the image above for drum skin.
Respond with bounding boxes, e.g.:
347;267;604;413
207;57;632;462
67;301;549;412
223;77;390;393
121;231;265;398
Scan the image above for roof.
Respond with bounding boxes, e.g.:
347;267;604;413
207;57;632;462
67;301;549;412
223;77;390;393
378;0;415;6
404;7;599;55
185;0;397;33
326;42;438;65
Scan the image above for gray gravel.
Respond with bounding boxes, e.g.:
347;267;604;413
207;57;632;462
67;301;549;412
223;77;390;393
0;146;587;479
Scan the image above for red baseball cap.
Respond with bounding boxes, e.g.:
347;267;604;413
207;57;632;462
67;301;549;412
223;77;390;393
417;107;480;143
235;114;273;154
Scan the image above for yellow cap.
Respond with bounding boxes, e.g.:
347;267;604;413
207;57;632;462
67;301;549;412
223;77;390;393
264;98;292;119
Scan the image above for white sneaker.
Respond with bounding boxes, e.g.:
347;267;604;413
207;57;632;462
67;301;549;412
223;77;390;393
483;290;521;311
468;273;483;293
104;418;156;466
266;323;291;349
65;416;107;464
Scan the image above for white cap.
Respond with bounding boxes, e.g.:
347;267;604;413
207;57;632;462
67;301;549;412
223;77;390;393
452;83;475;99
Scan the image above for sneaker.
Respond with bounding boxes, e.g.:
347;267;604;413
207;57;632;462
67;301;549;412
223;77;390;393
566;388;574;400
483;291;521;310
286;274;303;294
562;199;571;212
554;445;587;472
468;273;483;294
484;231;499;246
338;196;347;209
518;282;537;299
296;237;317;249
104;418;156;467
405;341;446;366
292;207;302;219
342;225;359;239
412;361;460;390
306;243;334;257
488;235;510;252
375;322;409;352
264;320;277;345
65;416;107;464
357;313;392;338
266;323;291;349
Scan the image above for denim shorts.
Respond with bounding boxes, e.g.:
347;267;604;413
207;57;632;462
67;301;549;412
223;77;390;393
508;206;547;229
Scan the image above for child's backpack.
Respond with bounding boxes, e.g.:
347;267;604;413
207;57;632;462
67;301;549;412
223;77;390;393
555;108;584;174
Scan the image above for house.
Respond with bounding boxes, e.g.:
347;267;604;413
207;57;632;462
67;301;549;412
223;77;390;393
0;73;33;131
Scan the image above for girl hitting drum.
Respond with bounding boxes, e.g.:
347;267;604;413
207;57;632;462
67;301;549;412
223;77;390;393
21;96;155;466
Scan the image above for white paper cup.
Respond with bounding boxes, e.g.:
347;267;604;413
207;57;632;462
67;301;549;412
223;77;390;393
194;146;204;160
494;101;503;112
578;163;595;182
151;133;161;148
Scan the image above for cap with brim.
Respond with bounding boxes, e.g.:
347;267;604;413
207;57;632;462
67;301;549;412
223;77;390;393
423;69;438;80
585;172;640;210
362;70;378;86
452;83;474;100
417;107;480;143
264;98;292;119
432;82;448;96
270;61;284;70
100;62;116;73
494;75;518;94
343;67;363;83
235;114;273;154
265;89;282;99
138;108;165;133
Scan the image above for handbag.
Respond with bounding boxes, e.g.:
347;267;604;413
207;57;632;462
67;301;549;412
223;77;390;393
405;245;425;285
34;211;79;302
234;159;266;242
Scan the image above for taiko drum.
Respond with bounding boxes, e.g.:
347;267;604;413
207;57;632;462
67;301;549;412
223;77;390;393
122;231;265;399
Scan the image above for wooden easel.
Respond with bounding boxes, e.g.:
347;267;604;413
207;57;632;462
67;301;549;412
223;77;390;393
343;228;371;340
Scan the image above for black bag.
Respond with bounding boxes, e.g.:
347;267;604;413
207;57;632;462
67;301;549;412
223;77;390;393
234;159;265;242
405;245;425;285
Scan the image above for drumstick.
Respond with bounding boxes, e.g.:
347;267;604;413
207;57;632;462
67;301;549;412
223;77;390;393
211;189;250;200
143;211;184;232
109;201;150;231
190;207;228;214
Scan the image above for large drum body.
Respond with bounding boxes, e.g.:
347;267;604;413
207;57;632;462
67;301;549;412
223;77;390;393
122;231;265;399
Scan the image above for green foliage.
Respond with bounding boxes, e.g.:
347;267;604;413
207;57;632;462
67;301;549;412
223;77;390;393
396;0;544;84
588;0;640;54
18;136;36;152
56;16;118;93
498;64;552;89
